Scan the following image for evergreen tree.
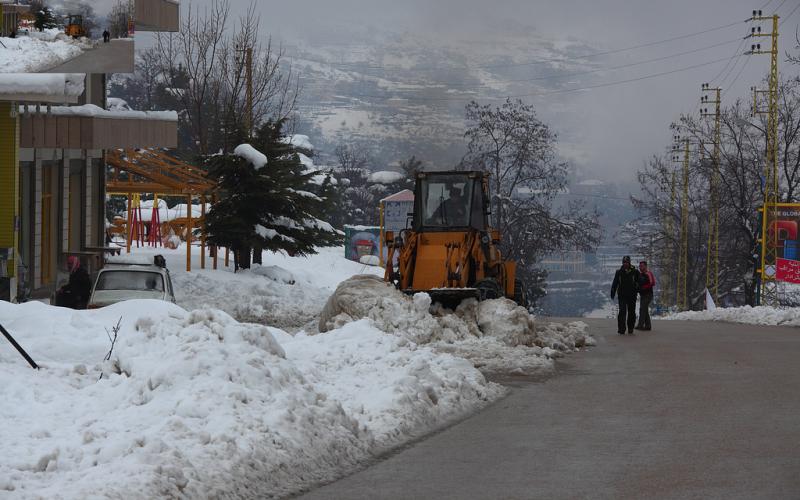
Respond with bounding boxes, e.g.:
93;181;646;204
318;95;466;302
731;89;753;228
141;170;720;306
204;119;342;270
34;5;57;31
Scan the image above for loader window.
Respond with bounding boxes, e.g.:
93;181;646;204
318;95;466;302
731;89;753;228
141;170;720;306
420;176;472;229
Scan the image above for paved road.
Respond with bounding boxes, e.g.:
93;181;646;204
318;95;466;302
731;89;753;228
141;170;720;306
44;39;134;73
298;318;800;499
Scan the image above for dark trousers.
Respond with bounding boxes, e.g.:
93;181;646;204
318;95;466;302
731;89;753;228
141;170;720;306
638;291;652;329
618;296;637;332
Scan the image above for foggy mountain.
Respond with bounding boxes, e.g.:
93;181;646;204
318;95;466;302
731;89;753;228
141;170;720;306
284;28;601;170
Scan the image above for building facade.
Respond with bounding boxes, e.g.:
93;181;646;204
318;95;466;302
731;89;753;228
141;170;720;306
0;1;180;302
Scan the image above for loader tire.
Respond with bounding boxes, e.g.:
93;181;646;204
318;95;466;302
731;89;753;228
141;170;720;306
513;278;528;309
475;279;501;301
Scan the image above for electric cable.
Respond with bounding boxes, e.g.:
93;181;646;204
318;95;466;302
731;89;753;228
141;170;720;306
434;37;741;88
291;20;745;73
302;54;742;102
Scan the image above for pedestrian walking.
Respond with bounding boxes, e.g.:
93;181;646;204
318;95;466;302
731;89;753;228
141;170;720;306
103;29;110;43
611;255;640;334
635;261;655;331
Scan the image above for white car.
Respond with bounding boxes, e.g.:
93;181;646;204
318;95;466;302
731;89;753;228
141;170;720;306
87;255;176;308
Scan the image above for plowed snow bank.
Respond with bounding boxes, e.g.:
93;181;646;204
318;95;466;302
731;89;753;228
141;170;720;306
319;275;593;375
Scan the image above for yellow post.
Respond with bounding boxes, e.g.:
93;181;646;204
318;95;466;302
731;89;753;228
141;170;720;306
748;11;780;305
186;194;192;272
379;201;385;266
0;102;19;288
212;194;218;270
200;194;206;269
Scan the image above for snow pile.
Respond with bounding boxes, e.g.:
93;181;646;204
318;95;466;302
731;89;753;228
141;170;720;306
130;246;384;331
121;200;212;223
0;29;93;72
106;97;131;112
665;305;800;327
0;299;499;497
280;134;314;152
285;320;501;446
368;170;405;184
233;143;267;169
319;275;593;375
0;73;84;100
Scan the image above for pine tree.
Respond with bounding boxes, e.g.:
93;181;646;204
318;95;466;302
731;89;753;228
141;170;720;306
204;119;342;270
34;6;58;32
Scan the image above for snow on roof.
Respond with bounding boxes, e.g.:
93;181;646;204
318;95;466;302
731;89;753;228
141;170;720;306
31;103;178;121
577;179;605;186
380;189;414;202
280;134;314;151
105;254;158;266
106;97;131;112
0;73;84;102
368;170;405;185
234;143;267;169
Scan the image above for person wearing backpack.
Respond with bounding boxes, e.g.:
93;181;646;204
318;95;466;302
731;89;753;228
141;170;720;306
635;260;656;331
611;255;640;334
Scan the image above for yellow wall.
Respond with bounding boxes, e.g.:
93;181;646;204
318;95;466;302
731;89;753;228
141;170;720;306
0;101;19;277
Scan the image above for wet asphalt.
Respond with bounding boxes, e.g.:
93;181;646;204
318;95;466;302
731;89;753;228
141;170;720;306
45;39;134;73
297;318;800;500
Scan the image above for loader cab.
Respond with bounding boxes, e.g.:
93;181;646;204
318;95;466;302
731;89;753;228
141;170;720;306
413;171;489;232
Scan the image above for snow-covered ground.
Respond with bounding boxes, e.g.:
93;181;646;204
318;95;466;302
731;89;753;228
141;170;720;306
665;305;800;327
1;244;593;498
0;29;93;72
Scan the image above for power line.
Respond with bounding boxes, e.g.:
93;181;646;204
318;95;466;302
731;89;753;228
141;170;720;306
771;0;789;14
779;1;800;26
435;37;741;89
304;38;743;93
708;37;747;84
303;54;742;103
291;20;745;73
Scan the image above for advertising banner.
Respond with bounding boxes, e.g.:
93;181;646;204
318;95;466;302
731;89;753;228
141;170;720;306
764;203;800;282
344;225;381;263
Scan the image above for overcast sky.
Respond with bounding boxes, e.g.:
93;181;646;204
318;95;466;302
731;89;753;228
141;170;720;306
121;0;800;181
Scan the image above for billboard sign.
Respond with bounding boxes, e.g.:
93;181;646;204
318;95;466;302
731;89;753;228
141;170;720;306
344;225;380;263
764;203;800;283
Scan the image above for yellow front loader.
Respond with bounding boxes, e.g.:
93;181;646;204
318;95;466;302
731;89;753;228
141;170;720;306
384;170;527;308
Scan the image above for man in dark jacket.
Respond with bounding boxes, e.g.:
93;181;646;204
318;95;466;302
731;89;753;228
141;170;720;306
611;255;640;334
55;256;91;309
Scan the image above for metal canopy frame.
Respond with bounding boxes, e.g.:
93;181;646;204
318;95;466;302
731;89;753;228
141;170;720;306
105;148;218;271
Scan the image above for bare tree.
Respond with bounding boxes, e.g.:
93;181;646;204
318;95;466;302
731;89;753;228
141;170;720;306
153;0;230;154
461;98;600;303
151;0;301;155
108;0;134;38
634;77;800;308
214;3;300;152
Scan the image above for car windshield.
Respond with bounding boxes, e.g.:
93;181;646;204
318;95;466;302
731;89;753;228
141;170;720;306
95;270;164;292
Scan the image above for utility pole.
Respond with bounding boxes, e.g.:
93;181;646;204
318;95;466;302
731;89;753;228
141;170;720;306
246;46;253;139
747;10;780;306
235;44;255;139
672;134;690;311
663;170;677;308
701;83;721;302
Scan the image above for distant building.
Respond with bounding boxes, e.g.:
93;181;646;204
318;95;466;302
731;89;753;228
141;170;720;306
0;1;28;37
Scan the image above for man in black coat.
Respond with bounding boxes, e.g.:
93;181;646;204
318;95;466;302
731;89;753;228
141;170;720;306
611;255;640;334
